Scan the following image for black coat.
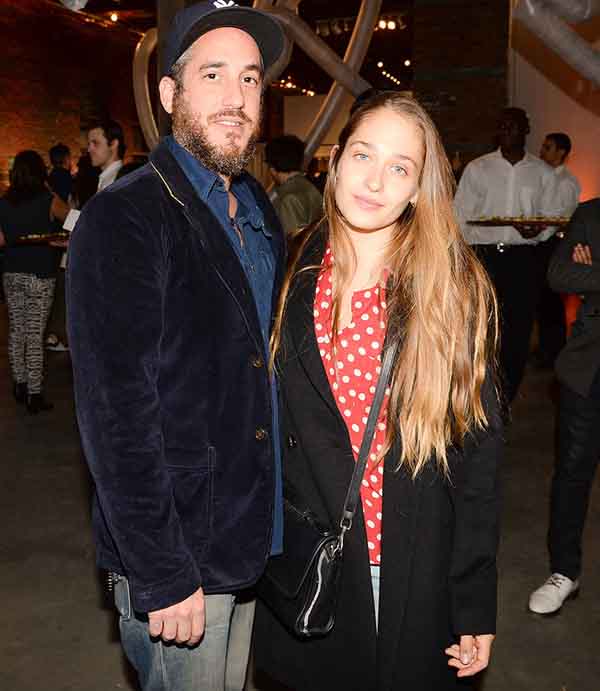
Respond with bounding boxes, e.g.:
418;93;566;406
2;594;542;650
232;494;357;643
254;229;503;691
67;140;285;613
549;199;600;397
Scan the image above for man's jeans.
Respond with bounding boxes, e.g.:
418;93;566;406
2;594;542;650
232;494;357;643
114;577;255;691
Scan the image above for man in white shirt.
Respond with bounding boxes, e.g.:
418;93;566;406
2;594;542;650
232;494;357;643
87;119;125;191
454;108;561;404
534;132;581;368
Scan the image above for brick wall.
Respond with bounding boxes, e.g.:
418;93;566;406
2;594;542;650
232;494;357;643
413;0;510;166
0;0;144;189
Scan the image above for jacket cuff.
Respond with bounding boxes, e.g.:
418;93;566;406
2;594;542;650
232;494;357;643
129;560;203;613
452;568;497;636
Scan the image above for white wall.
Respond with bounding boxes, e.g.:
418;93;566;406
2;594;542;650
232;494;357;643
510;50;600;202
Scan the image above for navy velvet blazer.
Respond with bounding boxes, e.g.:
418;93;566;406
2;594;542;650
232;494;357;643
67;140;285;613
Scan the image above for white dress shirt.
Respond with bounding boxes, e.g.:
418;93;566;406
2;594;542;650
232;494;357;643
535;164;580;242
454;149;560;245
97;160;123;192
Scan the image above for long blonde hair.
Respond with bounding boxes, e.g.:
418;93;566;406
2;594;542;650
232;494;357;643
271;92;498;477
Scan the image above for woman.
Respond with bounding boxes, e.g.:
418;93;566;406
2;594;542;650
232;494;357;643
0;150;68;413
254;92;503;690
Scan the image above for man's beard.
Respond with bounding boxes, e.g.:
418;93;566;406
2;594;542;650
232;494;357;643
171;91;259;178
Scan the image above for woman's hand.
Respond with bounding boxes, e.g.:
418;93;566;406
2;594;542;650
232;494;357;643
445;634;494;677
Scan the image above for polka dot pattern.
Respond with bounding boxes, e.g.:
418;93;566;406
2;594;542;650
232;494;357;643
314;245;389;565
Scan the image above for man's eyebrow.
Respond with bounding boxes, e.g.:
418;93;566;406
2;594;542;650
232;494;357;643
197;61;263;76
350;140;417;166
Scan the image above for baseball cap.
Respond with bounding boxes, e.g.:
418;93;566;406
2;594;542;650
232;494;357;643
162;1;285;77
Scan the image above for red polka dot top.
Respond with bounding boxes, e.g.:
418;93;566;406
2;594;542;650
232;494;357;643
314;245;390;566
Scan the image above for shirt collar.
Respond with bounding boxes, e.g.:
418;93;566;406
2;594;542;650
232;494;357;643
495;147;534;167
98;159;123;186
165;135;268;236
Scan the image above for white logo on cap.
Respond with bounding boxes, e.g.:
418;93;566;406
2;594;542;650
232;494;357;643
213;0;236;7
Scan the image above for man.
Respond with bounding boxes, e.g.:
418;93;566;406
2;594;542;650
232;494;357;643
67;3;285;690
529;199;600;615
454;108;561;404
48;143;73;203
266;134;322;235
46;143;73;352
534;132;581;368
87;119;125;191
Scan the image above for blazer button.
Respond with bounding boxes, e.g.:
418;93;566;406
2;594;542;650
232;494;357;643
255;427;268;441
251;355;264;368
287;435;298;448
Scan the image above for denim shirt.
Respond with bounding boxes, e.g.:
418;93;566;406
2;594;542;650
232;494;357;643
165;136;283;555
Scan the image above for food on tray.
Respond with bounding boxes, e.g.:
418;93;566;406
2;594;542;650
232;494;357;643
15;232;70;245
468;215;571;225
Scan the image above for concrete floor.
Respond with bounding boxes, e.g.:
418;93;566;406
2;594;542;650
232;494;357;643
1;301;599;691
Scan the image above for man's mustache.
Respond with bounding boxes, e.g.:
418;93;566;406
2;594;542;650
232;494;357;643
208;110;252;124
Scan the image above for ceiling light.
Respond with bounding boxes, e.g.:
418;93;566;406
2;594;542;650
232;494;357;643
377;61;383;68
387;20;396;30
378;19;387;29
404;59;411;67
110;12;118;22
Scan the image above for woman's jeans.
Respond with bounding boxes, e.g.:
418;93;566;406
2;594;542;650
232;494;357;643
371;564;380;631
114;576;255;691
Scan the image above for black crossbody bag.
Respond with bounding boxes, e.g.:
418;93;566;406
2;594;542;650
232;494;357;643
256;340;398;639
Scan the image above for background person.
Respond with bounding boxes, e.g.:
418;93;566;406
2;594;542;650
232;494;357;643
454;108;560;406
0;150;68;412
47;143;73;203
529;199;600;615
87;119;125;191
255;92;502;691
534;132;581;369
265;134;322;235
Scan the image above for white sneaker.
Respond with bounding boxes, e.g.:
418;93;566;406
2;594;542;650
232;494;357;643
528;573;579;615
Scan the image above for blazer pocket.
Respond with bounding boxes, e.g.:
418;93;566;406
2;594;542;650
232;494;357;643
168;445;215;555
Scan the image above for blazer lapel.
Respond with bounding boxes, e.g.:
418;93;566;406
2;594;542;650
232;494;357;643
150;142;264;352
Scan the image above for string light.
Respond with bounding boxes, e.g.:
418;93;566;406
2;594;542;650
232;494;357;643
110;12;118;22
316;13;405;36
274;78;315;97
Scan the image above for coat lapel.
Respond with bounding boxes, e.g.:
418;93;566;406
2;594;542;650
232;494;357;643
284;227;349;430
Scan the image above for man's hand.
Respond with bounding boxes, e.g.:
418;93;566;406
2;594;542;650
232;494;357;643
512;222;546;239
572;243;592;265
445;634;495;678
148;587;205;646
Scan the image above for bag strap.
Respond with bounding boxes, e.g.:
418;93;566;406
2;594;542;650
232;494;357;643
338;339;399;541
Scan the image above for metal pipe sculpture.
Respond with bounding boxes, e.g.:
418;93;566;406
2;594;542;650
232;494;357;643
132;0;379;158
514;0;600;87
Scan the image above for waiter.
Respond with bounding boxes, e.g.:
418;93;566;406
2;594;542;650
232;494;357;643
455;107;561;406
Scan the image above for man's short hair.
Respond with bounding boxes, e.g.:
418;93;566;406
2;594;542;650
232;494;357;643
89;119;127;160
49;143;71;168
265;135;305;173
503;107;530;134
546;132;572;159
